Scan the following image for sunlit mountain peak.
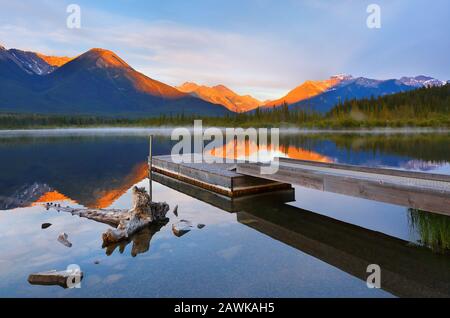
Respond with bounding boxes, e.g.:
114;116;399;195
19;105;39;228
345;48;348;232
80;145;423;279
78;48;131;69
177;82;262;112
36;53;73;67
265;76;348;108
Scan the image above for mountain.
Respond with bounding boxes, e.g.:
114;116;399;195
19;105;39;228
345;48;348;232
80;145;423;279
36;53;73;67
0;46;72;75
398;75;446;88
1;44;446;116
0;46;230;116
328;83;449;118
265;75;353;108
177;82;262;112
0;46;44;107
271;75;446;113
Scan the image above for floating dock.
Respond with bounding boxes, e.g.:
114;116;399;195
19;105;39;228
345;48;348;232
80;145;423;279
152;170;295;212
152;155;292;197
151;154;450;215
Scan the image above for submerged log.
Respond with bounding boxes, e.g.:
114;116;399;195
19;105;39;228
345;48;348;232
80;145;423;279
46;186;170;247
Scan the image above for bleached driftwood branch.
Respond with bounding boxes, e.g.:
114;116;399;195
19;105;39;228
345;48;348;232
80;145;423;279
46;186;170;246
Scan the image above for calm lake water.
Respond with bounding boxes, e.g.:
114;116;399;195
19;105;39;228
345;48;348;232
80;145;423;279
0;129;449;298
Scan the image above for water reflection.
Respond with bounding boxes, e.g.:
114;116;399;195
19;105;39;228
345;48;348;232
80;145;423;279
1;132;449;210
0;131;449;297
210;139;334;163
104;220;169;257
277;133;450;172
0;136;159;209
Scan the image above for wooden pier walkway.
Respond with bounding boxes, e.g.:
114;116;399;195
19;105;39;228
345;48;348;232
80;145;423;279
237;158;450;216
151;155;450;215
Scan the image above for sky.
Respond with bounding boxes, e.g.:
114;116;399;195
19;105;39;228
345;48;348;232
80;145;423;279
0;0;449;100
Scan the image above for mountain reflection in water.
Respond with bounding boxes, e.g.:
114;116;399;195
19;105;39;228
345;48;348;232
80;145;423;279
210;139;334;163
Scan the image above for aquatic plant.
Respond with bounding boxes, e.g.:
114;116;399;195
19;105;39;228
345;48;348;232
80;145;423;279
408;208;450;253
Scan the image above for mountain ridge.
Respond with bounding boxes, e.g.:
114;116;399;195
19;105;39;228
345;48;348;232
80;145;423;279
266;74;446;113
265;74;353;108
0;44;447;116
0;45;230;116
177;82;262;112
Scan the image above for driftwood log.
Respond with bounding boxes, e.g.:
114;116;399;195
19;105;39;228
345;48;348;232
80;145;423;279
46;187;170;247
28;269;83;288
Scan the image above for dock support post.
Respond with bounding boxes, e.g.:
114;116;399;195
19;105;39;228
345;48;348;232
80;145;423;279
148;135;153;201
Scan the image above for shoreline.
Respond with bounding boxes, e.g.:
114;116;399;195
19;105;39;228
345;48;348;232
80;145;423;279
0;126;449;136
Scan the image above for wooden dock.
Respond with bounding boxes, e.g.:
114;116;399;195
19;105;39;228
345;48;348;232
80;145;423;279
151;154;450;215
152;155;292;197
237;158;450;216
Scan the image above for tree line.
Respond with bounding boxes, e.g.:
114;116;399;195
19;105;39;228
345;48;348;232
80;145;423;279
1;84;449;129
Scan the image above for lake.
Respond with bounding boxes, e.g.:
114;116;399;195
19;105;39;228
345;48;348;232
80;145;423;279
0;128;449;298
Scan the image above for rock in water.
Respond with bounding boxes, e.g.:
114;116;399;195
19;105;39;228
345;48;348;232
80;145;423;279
172;220;193;237
197;224;206;229
57;233;72;247
28;269;83;288
41;223;52;229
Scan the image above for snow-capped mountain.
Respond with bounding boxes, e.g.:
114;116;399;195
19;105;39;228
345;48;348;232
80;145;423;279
0;46;72;75
398;76;446;88
7;48;57;75
269;74;447;113
330;74;354;82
